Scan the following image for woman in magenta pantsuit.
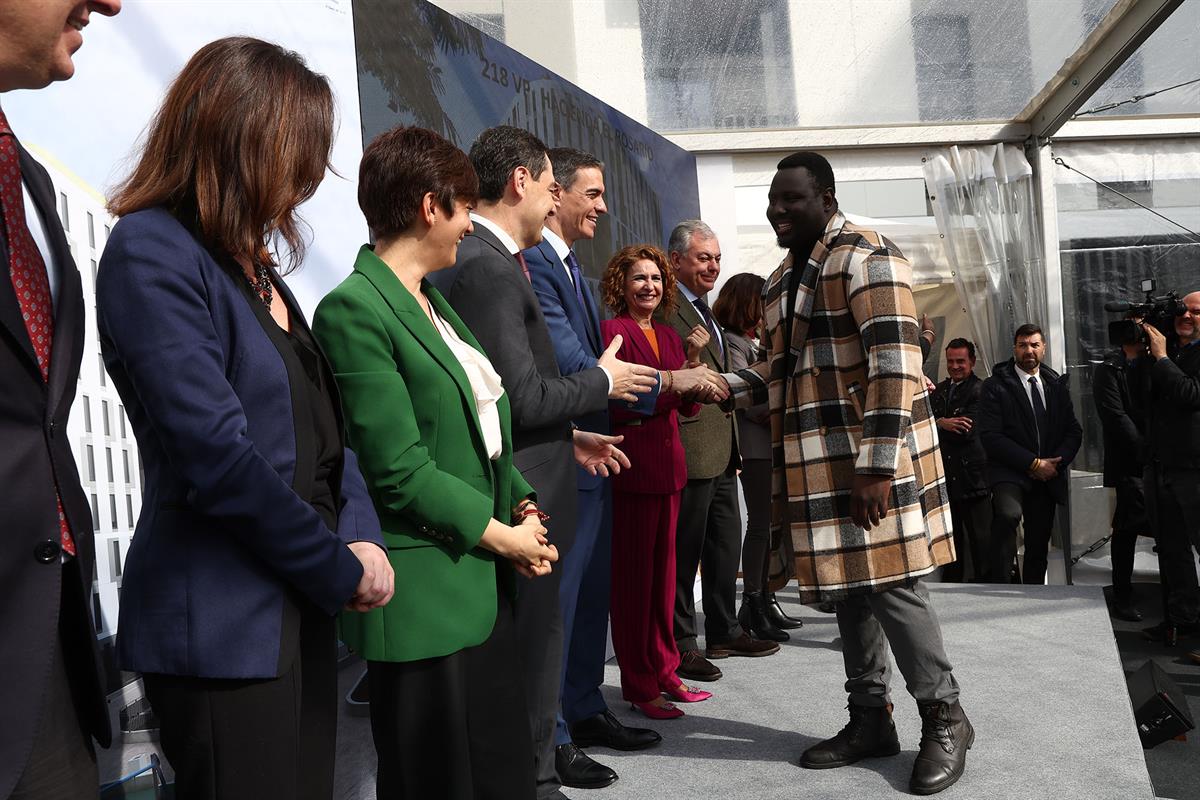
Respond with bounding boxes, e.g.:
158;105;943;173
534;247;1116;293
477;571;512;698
600;245;715;720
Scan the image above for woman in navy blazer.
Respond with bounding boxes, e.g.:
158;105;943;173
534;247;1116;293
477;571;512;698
95;38;392;800
599;245;713;719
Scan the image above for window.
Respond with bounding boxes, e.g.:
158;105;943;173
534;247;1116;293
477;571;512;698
110;539;122;580
90;259;97;287
119;407;127;438
85;445;95;482
126;494;134;527
98;354;106;387
109;496;118;531
91;494;99;531
92;591;103;631
105;447;114;482
87;212;95;249
122;450;130;483
59;192;69;230
83;395;92;433
102;401;110;436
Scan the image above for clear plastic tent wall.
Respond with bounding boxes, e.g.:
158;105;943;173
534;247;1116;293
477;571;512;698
924;145;1047;372
438;0;1126;132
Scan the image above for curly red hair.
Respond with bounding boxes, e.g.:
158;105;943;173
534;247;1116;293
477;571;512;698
600;244;677;318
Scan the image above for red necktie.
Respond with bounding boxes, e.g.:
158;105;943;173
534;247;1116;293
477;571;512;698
515;250;532;283
0;110;75;556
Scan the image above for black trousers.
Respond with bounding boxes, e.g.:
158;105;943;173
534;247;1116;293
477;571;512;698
738;458;772;594
674;467;743;651
1145;464;1200;625
1111;475;1148;602
991;481;1057;584
11;565;98;800
941;493;992;583
367;585;535;800
142;607;336;800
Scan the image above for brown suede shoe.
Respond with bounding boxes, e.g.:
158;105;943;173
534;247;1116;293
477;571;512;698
676;649;722;681
705;632;780;659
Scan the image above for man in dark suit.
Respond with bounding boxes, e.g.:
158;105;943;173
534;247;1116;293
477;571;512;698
522;148;662;790
930;338;992;582
662;221;778;685
430;126;657;800
977;324;1083;584
1093;325;1148;621
0;2;123;797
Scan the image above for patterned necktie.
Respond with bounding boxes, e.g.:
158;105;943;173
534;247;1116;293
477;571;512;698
514;250;532;283
692;297;723;358
1028;376;1049;454
0;110;74;556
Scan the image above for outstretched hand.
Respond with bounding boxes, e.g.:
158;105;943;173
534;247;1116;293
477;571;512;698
573;430;631;477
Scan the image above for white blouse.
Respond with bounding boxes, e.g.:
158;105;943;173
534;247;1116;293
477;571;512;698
429;304;505;460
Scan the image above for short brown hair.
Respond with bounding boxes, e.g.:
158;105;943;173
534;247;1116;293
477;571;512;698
359;126;479;241
1014;323;1044;344
601;245;676;318
108;37;334;273
712;272;765;335
469;125;549;202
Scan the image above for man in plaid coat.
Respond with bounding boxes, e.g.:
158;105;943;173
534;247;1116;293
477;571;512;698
719;152;972;795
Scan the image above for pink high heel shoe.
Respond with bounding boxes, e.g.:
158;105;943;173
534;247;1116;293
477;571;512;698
631;699;684;720
662;683;712;703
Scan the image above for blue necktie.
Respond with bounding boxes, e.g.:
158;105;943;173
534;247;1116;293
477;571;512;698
565;251;587;311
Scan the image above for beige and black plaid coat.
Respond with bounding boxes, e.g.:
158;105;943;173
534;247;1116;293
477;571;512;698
727;213;954;602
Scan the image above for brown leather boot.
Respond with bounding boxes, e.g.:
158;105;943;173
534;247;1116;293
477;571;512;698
910;700;974;795
799;702;901;769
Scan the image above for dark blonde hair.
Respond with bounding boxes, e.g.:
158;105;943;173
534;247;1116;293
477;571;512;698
712;272;765;335
601;244;676;318
108;37;334;272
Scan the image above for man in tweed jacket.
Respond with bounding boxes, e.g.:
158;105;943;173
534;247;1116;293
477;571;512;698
719;152;971;796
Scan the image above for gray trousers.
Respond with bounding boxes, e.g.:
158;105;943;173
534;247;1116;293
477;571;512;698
835;579;959;707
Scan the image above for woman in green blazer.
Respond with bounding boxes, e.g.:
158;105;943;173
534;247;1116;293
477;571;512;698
312;127;557;800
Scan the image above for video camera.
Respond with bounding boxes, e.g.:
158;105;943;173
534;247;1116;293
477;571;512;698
1105;279;1187;347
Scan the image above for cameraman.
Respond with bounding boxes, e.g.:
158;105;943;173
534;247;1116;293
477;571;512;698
1141;290;1200;643
1093;323;1148;621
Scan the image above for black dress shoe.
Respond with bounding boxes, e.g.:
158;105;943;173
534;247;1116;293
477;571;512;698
555;743;617;790
1109;602;1142;622
705;632;780;659
766;592;804;630
910;701;974;795
800;702;901;769
677;649;722;681
569;710;661;751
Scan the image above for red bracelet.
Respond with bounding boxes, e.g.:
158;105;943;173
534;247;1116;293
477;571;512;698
522;508;551;523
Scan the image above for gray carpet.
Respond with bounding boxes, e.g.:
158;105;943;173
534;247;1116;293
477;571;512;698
101;584;1158;799
571;584;1153;800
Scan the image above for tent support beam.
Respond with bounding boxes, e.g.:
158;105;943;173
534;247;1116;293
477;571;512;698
1021;0;1184;140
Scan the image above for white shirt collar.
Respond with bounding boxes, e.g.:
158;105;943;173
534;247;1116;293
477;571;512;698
540;226;571;261
1015;363;1041;383
469;212;520;255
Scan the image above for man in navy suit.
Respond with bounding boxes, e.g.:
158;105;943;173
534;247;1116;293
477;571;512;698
0;2;122;798
523;149;662;790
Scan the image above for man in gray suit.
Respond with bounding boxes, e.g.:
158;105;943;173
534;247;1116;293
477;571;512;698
661;220;779;684
430;126;657;800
